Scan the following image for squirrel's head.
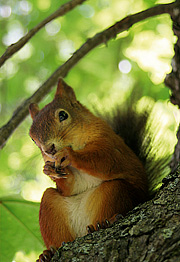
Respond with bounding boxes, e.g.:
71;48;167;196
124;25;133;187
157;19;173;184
29;78;90;159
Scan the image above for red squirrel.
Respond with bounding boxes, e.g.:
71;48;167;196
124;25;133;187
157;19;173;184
29;79;169;261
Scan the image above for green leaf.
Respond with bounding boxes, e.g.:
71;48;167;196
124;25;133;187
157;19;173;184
0;196;44;262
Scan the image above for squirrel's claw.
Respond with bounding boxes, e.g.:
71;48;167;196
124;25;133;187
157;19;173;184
86;214;121;234
55;166;68;177
86;221;109;233
87;224;95;234
36;247;56;262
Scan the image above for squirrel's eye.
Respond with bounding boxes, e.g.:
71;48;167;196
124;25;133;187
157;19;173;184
59;110;68;122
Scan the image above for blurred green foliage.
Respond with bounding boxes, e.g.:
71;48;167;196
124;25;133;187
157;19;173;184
0;197;43;262
0;0;178;261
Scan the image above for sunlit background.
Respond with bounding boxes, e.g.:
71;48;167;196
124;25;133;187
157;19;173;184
0;0;179;261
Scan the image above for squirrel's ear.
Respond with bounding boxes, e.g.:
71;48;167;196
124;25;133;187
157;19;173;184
55;78;76;101
29;103;40;119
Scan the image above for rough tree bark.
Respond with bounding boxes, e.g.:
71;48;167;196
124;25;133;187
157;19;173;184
165;5;180;173
51;169;180;262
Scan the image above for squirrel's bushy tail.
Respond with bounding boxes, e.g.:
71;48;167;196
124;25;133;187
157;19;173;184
101;102;171;195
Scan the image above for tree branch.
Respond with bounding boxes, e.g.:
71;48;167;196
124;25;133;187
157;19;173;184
165;6;180;173
0;0;87;68
0;1;179;149
165;6;180;107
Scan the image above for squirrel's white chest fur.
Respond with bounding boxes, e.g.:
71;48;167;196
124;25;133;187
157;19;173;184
64;169;102;237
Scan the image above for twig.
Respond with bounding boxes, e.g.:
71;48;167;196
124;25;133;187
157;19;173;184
0;0;87;68
0;1;179;149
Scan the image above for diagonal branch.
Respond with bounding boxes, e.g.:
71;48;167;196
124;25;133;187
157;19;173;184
0;0;87;68
0;1;179;149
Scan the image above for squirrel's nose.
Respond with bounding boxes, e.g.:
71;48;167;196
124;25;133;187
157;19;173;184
45;144;57;155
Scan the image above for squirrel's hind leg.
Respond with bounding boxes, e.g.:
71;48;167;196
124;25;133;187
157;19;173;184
86;179;135;233
39;187;75;249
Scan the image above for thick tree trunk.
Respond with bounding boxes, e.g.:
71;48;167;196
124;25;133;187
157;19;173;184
165;6;180;173
50;168;180;262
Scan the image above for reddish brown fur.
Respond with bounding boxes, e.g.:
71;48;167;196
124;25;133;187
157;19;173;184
29;78;149;253
88;179;147;225
55;169;75;196
39;188;74;248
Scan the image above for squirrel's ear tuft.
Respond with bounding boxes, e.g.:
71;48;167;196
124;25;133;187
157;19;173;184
29;103;40;119
55;78;76;101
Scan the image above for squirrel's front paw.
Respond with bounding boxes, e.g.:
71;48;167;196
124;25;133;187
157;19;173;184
43;161;67;179
43;161;56;176
55;147;74;168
